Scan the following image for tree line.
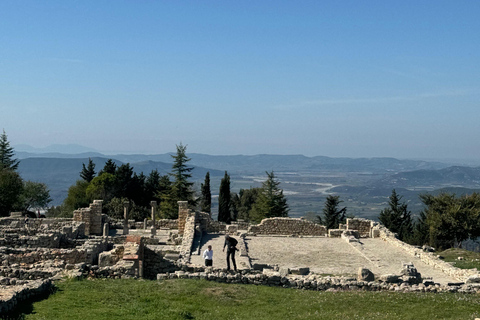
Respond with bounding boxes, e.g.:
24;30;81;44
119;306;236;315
51;143;196;220
0;130;52;217
51;143;291;223
378;189;480;250
2;129;479;250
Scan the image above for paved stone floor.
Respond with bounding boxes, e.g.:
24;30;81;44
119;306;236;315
123;228;459;285
190;233;250;270
192;233;459;285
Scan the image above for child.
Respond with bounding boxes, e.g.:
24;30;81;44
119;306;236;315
203;245;213;266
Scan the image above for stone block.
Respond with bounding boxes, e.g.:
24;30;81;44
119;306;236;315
357;268;375;282
290;267;309;275
379;274;400;283
466;275;480;284
279;267;290;277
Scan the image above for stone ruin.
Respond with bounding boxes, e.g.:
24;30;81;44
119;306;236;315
2;200;480;315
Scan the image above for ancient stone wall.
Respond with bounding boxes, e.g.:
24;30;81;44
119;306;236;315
328;229;343;238
0;279;53;315
375;224;479;282
178;214;196;264
156;269;480;294
346;218;373;238
73;200;103;235
143;246;181;279
195;212;226;233
133;219;178;230
247;218;327;236
177;201;189;235
232;220;250;230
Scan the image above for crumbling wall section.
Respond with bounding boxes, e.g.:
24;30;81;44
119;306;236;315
143;246;181;279
346;218;374;238
177;201;189;235
73;200;103;236
247;218;327;236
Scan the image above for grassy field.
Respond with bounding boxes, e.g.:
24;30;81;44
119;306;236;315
9;278;480;320
438;248;480;270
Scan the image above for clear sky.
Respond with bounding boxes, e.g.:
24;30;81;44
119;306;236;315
1;1;479;160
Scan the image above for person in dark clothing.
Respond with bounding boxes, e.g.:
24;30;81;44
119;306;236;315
223;234;238;271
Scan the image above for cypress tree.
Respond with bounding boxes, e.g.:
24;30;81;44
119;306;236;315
218;171;231;223
200;172;212;213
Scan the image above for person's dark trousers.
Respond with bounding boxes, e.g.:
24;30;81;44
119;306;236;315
226;250;237;271
205;259;212;267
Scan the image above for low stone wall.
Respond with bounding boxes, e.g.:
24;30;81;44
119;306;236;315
375;225;480;282
346;218;373;238
143;246;181;279
194;212;226;233
231;220;250;230
2;247;87;265
0;279;53;314
247;218;327;236
156;270;480;294
132;219;179;230
328;229;343;238
0;233;61;248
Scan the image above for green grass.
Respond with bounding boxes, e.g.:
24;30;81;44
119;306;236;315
9;278;480;320
438;248;480;270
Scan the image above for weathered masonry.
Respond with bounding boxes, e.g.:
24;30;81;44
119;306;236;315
2;200;480;315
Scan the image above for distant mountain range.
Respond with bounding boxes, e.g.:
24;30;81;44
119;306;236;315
13;146;480;217
15;144;99;154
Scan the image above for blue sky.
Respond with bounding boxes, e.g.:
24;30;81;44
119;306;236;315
1;1;479;159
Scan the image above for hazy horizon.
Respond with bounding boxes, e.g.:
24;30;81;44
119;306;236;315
12;142;480;166
2;2;479;160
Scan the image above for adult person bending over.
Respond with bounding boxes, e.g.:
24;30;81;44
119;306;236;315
223;234;238;272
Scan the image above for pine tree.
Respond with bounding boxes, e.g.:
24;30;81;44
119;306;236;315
322;195;347;230
99;159;117;175
0;130;19;171
80;158;96;182
169;143;195;204
200;172;212;213
378;189;413;241
250;171;289;223
159;143;195;218
218;171;231;223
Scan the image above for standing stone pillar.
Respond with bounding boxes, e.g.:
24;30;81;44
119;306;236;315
150;201;157;237
178;201;189;235
123;200;129;235
144;218;148;230
103;223;109;238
